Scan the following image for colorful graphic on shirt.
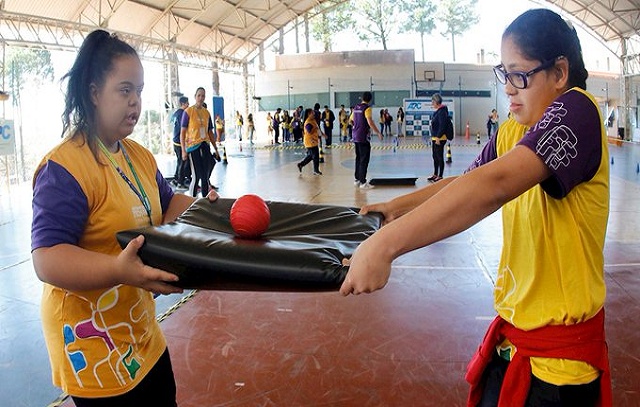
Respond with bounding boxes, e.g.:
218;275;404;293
63;287;142;387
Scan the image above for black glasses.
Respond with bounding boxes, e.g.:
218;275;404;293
493;57;560;89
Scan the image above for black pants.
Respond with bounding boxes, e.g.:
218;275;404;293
477;353;600;407
354;141;371;184
273;125;280;143
299;146;320;172
189;142;212;197
173;144;190;185
431;141;446;177
324;126;333;146
71;348;177;407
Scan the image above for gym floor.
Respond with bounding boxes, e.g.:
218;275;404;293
1;136;638;406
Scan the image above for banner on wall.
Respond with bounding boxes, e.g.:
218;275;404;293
0;120;15;156
403;98;455;140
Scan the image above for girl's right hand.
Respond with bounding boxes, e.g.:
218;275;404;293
117;235;184;295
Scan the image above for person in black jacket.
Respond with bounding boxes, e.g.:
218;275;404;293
428;93;449;182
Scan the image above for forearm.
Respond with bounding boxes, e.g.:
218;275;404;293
33;244;121;291
386;176;457;219
163;193;196;223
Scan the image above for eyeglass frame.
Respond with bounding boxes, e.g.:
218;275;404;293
493;56;563;89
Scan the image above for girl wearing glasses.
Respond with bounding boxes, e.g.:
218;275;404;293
341;8;610;407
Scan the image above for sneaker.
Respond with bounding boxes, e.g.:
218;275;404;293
313;171;323;175
297;163;303;173
354;180;361;186
359;181;373;189
427;175;437;182
433;176;443;182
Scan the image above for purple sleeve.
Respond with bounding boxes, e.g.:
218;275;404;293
465;135;498;173
304;123;313;133
156;170;174;214
181;110;190;128
31;160;88;250
516;90;602;198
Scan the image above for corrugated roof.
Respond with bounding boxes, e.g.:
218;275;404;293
1;0;638;64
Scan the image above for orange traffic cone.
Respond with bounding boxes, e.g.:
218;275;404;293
465;121;470;140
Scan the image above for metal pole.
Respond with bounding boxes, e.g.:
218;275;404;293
287;80;291;111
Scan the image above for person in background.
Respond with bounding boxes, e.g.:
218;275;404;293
291;109;303;143
181;87;220;197
266;112;274;141
247;113;255;144
214;114;225;144
235;111;243;141
171;96;190;189
296;108;323;176
427;93;449;182
31;29;219;407
339;104;348;142
340;9;611;407
487;108;500;138
272;108;282;144
396;107;405;137
351;91;383;189
321;105;335;146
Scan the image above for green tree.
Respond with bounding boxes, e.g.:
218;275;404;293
438;0;479;61
6;47;54;181
311;1;354;52
399;0;437;61
354;0;398;50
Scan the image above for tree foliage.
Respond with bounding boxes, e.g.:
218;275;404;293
311;1;354;52
6;48;54;104
353;0;398;50
438;0;479;61
399;0;437;61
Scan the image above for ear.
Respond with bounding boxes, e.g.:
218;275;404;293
554;57;570;90
89;83;99;106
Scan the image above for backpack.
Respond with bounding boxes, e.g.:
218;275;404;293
445;115;454;141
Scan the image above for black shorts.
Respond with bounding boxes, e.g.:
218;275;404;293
71;347;177;407
477;353;600;407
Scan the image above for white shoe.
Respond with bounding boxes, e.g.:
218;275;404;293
359;181;373;189
354;180;361;186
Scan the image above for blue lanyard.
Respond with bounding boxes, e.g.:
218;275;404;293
98;139;152;225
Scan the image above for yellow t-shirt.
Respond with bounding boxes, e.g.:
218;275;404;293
493;88;609;385
33;136;167;397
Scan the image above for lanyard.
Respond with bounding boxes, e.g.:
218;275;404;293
97;139;152;225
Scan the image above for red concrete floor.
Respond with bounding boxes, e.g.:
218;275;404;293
2;137;639;406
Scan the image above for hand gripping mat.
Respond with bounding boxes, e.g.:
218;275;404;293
117;198;382;291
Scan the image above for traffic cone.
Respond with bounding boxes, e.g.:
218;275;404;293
636;163;639;173
465;121;470;140
319;145;325;163
610;156;614;165
476;132;481;145
223;145;228;165
446;144;452;163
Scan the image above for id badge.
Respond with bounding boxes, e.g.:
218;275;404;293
199;127;206;140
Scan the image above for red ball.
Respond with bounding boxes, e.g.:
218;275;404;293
229;194;271;239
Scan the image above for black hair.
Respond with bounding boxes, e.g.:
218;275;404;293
503;9;588;90
362;91;372;103
61;29;138;155
179;96;189;105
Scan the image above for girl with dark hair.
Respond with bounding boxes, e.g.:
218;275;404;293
341;9;611;407
180;87;220;197
31;30;219;406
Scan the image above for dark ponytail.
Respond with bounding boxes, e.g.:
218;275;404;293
503;9;588;90
60;30;138;157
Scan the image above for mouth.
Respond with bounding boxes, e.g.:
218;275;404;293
125;112;139;126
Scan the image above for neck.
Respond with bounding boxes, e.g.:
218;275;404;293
99;137;119;153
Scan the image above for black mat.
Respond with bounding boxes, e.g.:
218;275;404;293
369;177;418;186
117;198;382;292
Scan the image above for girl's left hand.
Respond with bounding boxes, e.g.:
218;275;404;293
339;238;392;296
